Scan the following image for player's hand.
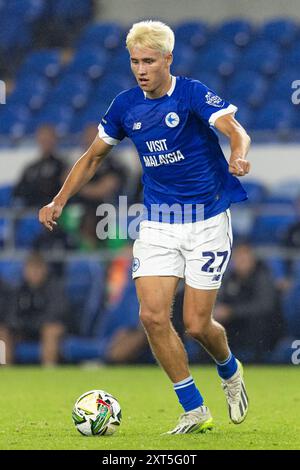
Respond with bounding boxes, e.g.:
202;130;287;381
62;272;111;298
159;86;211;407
229;158;250;177
39;201;63;231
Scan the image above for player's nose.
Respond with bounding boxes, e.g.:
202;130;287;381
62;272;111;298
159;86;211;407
137;65;147;75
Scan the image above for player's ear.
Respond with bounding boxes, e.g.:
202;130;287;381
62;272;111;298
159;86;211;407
166;53;173;66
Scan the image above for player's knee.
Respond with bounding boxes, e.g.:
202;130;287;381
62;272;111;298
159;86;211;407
184;317;211;340
139;309;169;332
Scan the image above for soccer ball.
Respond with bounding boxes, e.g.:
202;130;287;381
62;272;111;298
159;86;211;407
72;389;122;436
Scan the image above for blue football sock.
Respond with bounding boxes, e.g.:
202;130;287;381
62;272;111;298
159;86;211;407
216;352;238;380
173;376;204;412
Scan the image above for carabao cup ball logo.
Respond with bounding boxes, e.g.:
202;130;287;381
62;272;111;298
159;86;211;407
165;112;180;128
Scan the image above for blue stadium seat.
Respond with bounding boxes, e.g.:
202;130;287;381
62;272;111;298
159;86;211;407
174;21;208;48
0;185;13;207
30;103;73;136
62;279;139;362
172;44;197;76
281;281;300;337
70;102;108;134
238;40;281;75
94;74;135;104
263;195;295;206
78;22;123;50
18;50;62;79
243;180;268;202
0;217;10;247
241;180;268;204
8;75;49;111
109;49;131;75
0;105;30;138
253;100;294;131
251;213;296;244
266;256;287;282
195;41;239;76
269;67;297;101
0;259;24;286
15;342;41;364
65;258;105;337
264;193;294;207
94;282;140;338
270;180;300;200
215;19;253;46
50;0;93;23
50;74;91;109
225;71;268;108
285;41;300;68
191;70;224;95
67;48;108;79
0;15;32;51
61;337;103;362
15;216;43;248
5;0;47;23
292;106;300;129
230;205;255;238
261;19;299;47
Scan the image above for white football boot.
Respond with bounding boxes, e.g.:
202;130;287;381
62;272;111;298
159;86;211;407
165;405;213;435
221;360;249;424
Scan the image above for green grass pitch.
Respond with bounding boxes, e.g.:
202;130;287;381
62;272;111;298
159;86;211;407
0;365;299;450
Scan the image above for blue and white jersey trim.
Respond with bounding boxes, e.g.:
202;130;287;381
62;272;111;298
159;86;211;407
98;123;120;146
209;104;238;127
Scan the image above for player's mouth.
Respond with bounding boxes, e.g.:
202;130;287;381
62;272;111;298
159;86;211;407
139;78;149;86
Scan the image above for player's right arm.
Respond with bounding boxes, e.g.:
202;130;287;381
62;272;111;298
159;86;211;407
39;136;113;231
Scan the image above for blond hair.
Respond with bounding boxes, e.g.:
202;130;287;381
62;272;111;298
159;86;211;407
126;20;175;54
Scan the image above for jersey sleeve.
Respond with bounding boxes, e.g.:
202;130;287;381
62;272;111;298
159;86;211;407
190;80;237;127
98;93;127;145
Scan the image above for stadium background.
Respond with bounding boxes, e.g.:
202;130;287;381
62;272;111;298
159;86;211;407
0;0;299;366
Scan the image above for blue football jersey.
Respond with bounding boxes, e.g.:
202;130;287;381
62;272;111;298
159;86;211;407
98;76;247;222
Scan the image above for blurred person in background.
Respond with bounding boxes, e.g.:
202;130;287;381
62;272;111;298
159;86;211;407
76;206;105;252
1;252;68;365
76;124;127;210
95;249;148;364
214;241;283;361
13;125;67;208
277;194;300;337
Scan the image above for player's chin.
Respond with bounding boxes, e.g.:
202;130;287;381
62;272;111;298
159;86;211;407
139;82;150;89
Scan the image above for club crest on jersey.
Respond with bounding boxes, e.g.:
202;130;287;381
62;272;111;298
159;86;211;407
165;112;180;128
205;91;224;108
132;257;140;272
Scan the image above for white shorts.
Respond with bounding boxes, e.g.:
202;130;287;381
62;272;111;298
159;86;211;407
132;209;233;290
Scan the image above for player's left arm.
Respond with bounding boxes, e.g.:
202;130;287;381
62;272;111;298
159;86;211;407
214;113;251;177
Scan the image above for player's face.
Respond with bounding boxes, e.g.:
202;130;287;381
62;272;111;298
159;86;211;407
129;46;172;98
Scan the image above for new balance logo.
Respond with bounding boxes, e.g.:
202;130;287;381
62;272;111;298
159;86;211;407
133;122;142;130
212;274;221;282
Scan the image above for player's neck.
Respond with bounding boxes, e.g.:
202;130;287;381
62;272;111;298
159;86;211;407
145;75;173;99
